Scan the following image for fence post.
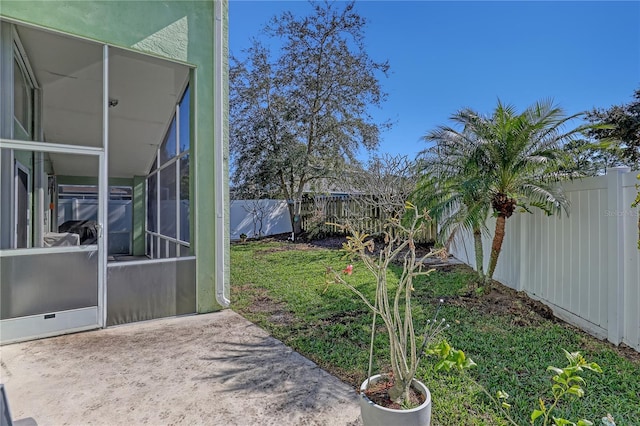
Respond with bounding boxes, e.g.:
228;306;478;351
516;213;527;292
606;167;630;345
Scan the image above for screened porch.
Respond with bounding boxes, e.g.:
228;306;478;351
0;19;197;343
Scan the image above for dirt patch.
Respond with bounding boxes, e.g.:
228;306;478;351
241;285;296;326
308;235;348;249
608;343;640;363
253;241;320;254
361;375;425;410
443;278;556;327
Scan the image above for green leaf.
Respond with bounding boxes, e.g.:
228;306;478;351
531;409;544;422
548;366;565;375
463;358;477;369
584;362;603;373
552;418;576;426
566;385;585;398
576;420;593;426
434;359;447;371
496;390;510;400
562;349;575;363
567;376;586;386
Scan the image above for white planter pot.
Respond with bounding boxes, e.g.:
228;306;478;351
359;374;432;426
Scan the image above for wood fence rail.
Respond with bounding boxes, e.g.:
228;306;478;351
299;195;437;243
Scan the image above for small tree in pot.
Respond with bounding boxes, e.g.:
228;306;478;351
326;156;475;423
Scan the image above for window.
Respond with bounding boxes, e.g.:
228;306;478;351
13;39;34;138
145;86;190;259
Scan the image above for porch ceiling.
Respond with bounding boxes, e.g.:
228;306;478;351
15;24;190;179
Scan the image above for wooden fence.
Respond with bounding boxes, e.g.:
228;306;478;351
299;195;437;242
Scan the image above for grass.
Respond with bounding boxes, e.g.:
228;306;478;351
230;240;640;425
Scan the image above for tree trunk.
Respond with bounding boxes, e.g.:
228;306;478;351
286;199;303;240
486;214;507;286
472;227;485;282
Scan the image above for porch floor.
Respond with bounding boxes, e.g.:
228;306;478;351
0;310;362;425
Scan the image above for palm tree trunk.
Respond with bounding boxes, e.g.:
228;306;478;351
487;215;507;285
473;227;485;281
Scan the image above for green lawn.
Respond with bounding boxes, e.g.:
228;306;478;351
230;240;640;425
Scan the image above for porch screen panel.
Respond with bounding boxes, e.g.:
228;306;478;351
178;87;190;152
160;119;177;164
108;199;132;254
147;173;157;257
147;173;158;233
106;257;195;326
179;154;190;243
13;59;30;135
144;85;190;259
1;250;98;319
16;168;28;248
160;162;177;238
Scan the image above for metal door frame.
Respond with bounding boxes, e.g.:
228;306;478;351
0;140;107;344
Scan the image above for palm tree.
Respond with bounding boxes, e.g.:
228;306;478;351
415;133;491;283
421;99;591;288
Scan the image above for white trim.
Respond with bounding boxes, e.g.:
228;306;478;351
0;138;103;155
107;255;195;268
98;44;109;329
176;102;181;244
0;245;97;257
214;1;229;308
156;160;161;258
0;307;99;345
145;230;190;246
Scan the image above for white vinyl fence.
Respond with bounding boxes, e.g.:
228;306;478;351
230;199;292;241
450;167;640;351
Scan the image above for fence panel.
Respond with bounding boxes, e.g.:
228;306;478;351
230;200;292;240
300;195;436;242
449;168;639;350
622;172;640;350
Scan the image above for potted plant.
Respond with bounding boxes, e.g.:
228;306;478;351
327;202;475;426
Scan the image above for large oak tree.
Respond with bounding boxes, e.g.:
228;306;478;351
230;1;389;236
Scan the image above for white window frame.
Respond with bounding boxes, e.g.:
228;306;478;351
14;159;31;248
12;26;38;138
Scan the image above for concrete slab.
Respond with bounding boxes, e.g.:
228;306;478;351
0;310;362;426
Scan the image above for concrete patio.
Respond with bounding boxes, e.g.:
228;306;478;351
0;310;362;425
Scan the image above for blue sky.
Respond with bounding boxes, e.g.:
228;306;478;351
229;1;640;160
